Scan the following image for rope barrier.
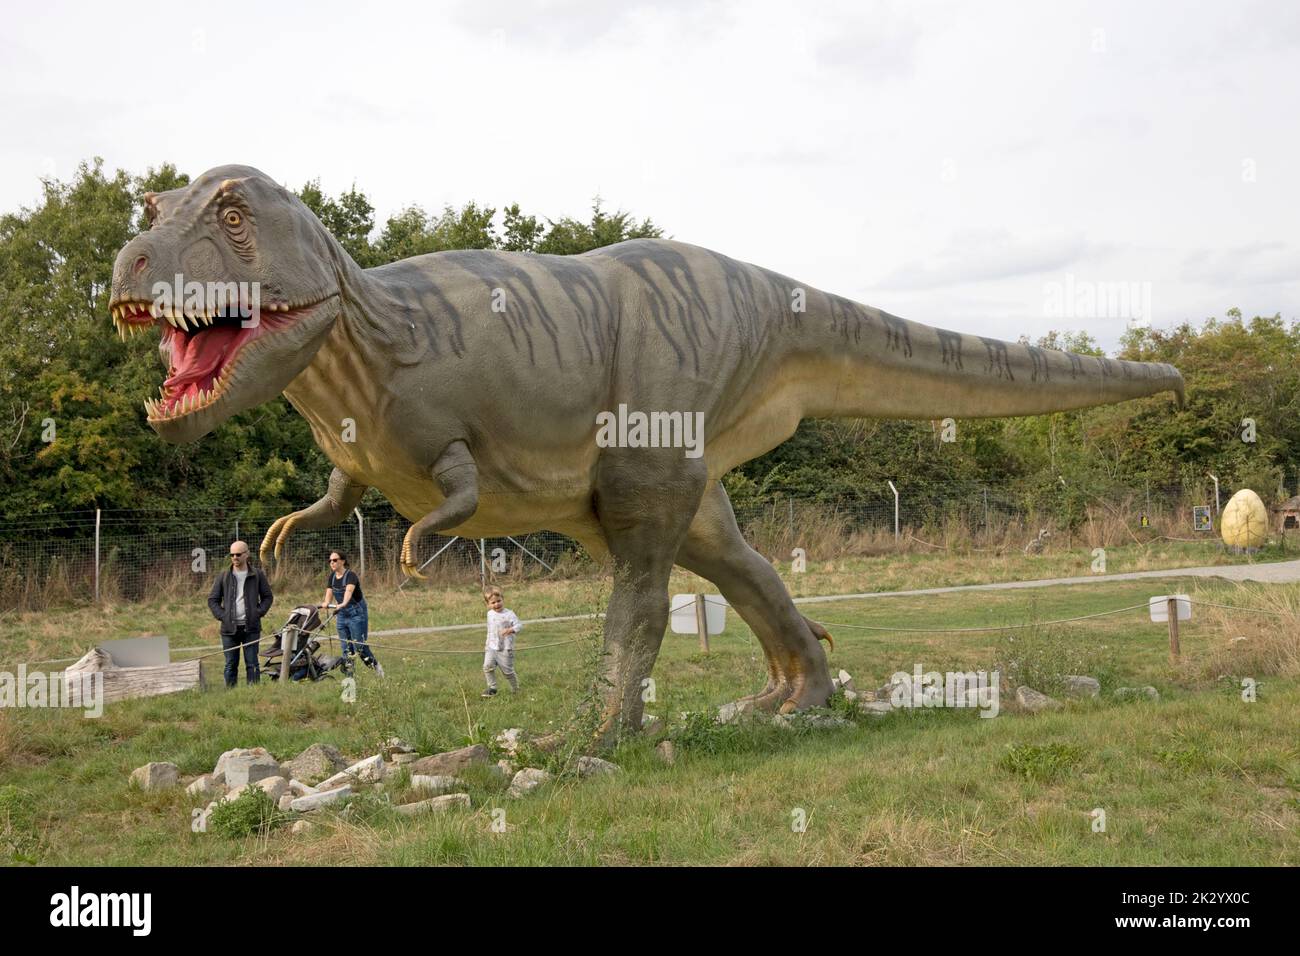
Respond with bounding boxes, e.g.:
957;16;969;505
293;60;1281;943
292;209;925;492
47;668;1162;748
2;593;1292;670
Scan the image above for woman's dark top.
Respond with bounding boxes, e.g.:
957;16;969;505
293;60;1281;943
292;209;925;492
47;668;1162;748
326;569;363;607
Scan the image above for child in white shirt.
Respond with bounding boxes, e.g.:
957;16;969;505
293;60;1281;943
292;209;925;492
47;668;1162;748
481;585;521;697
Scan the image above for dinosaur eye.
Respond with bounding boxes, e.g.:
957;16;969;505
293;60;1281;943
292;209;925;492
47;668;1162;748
223;209;242;227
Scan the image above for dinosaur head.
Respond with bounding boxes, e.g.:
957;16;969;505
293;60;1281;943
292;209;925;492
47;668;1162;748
109;165;343;443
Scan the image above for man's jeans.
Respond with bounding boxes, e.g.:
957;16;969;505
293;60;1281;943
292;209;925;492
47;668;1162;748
336;601;378;668
222;625;260;687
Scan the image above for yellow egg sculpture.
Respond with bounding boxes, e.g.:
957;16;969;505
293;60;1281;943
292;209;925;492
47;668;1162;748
1220;489;1268;548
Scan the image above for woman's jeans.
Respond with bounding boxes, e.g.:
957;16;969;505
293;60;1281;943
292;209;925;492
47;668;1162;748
336;600;378;668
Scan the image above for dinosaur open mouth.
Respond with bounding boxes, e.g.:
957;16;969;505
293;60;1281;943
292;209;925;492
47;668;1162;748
109;297;326;421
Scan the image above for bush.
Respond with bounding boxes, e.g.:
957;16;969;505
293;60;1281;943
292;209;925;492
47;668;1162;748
208;786;285;838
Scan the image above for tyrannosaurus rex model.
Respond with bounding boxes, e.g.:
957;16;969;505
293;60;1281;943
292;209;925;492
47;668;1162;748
109;165;1184;733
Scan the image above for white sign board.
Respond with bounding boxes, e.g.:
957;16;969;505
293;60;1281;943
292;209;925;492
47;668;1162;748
670;594;727;635
1149;595;1191;623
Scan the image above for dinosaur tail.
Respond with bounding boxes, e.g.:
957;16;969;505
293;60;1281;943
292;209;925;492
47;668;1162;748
801;298;1184;421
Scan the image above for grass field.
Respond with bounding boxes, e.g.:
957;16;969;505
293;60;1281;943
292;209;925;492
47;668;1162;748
1;542;1297;866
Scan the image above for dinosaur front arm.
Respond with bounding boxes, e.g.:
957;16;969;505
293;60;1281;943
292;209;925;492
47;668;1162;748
260;467;369;569
400;440;479;579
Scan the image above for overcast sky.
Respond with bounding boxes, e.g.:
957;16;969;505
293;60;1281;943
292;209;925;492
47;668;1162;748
2;0;1296;350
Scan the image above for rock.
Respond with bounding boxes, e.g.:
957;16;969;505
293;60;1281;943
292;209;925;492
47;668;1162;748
284;744;348;785
531;732;564;754
641;713;665;736
576;756;621;777
214;747;271;778
830;677;841;693
508;768;552;798
1115;686;1160;701
718;699;754;724
291;820;313;835
393;752;420;766
290;785;353;812
875;680;905;702
224;753;282;789
655;740;676;765
497;758;517;777
1061;675;1101;698
773;713;851;729
1015;686;1061;713
383;736;415;756
410;774;458;795
409;744;490;777
186;773;223;798
396;793;471;816
317;754;385;791
130;762;179;791
287;779;314;797
278;793;295;812
837;669;857;694
843;689;858;702
255;776;289;803
858;701;895;718
495;728;528;755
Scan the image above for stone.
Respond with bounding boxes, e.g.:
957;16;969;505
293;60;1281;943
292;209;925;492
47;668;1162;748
214;747;271;778
655;740;676;765
508;768;552;798
291;820;313;835
1115;686;1160;702
843;690;858;702
255;776;289;803
290;785;353;812
393;752;420;766
284;744;348;785
718;699;755;724
497;758;517;777
278;793;295;812
317;754;385;791
531;732;564;753
224;753;281;789
186;773;223;798
383;736;415;755
641;713;664;736
396;793;471;816
1015;686;1061;713
576;756;621;777
495;728;528;755
831;677;841;692
130;762;179;791
287;779;314;797
837;669;857;694
410;774;458;795
409;744;490;777
1061;675;1100;698
858;701;895;718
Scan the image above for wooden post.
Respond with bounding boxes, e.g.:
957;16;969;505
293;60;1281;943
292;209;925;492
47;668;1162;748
280;626;293;682
1166;597;1181;662
94;508;101;603
695;593;709;653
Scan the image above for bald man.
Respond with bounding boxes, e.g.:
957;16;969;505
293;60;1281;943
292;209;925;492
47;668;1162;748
207;540;274;687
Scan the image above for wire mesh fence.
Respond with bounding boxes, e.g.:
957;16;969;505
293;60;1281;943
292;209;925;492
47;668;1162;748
0;480;1226;612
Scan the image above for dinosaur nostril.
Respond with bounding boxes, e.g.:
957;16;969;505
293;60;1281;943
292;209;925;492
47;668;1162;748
132;255;148;275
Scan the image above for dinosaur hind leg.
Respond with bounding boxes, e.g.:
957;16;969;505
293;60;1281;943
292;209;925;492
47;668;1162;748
593;451;708;738
675;482;833;714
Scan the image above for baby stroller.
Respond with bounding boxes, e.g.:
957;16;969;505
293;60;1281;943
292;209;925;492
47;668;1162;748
262;605;346;682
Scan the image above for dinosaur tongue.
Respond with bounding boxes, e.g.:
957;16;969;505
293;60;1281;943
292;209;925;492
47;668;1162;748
162;323;250;405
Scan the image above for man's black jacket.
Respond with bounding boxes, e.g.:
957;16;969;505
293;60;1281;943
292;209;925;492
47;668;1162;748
207;566;275;635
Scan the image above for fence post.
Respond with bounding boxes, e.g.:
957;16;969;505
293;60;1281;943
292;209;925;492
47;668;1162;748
480;538;486;586
788;495;794;542
1166;597;1181;662
695;593;709;653
234;519;239;543
887;481;899;544
354;508;365;579
94;508;101;603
